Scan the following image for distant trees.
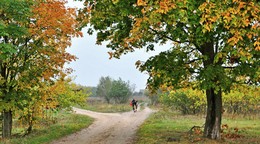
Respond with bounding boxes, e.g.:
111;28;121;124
96;76;134;104
88;87;97;97
109;78;133;103
96;76;113;103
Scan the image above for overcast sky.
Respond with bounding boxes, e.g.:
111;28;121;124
66;1;169;91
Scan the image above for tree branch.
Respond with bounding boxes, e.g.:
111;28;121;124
186;58;203;64
223;66;237;69
148;27;188;44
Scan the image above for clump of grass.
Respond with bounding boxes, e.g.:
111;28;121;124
136;109;260;144
1;111;93;144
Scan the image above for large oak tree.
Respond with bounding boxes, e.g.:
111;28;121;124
78;0;259;139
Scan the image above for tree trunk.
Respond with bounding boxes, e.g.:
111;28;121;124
204;88;222;139
2;110;12;138
199;41;223;139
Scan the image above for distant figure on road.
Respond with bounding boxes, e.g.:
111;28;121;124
131;99;138;112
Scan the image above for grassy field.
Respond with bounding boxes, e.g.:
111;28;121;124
2;103;258;144
77;102;133;113
0;111;94;144
135;109;260;144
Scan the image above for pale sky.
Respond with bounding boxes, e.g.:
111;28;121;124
66;1;170;91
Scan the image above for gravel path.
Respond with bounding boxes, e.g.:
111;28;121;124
50;106;154;144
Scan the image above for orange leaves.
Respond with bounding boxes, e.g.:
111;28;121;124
30;0;81;47
238;1;246;9
222;124;229;130
108;51;113;59
227;32;243;46
222;12;232;25
199;1;260;51
124;17;147;49
27;0;82;80
156;0;176;14
137;0;147;6
221;124;243;140
254;40;260;51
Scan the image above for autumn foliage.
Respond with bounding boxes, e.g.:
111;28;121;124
0;0;85;138
79;0;259;139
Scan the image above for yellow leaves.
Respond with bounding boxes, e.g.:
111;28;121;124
137;0;147;6
156;0;176;14
243;19;250;27
141;8;146;14
199;2;218;33
203;24;211;32
198;2;207;12
252;23;259;30
160;83;173;92
200;0;259;37
227;31;243;46
112;0;119;4
223;12;232;24
254;41;260;51
134;18;142;28
138;0;176;14
209;16;218;23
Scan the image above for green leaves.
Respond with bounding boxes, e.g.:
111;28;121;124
0;43;16;59
0;0;32;22
80;0;259;94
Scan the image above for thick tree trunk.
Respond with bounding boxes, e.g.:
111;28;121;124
199;41;223;139
2;110;12;138
204;88;222;139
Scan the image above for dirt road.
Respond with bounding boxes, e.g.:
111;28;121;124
51;106;154;144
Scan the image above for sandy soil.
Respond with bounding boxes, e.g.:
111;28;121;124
50;106;154;144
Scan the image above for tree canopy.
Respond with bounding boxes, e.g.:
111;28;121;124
78;0;259;139
0;0;82;138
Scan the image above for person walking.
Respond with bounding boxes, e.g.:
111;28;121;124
131;99;138;112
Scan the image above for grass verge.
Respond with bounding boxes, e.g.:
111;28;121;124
136;109;260;144
1;111;94;144
77;103;132;113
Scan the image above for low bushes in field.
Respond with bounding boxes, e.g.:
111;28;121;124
160;85;260;116
160;88;206;114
